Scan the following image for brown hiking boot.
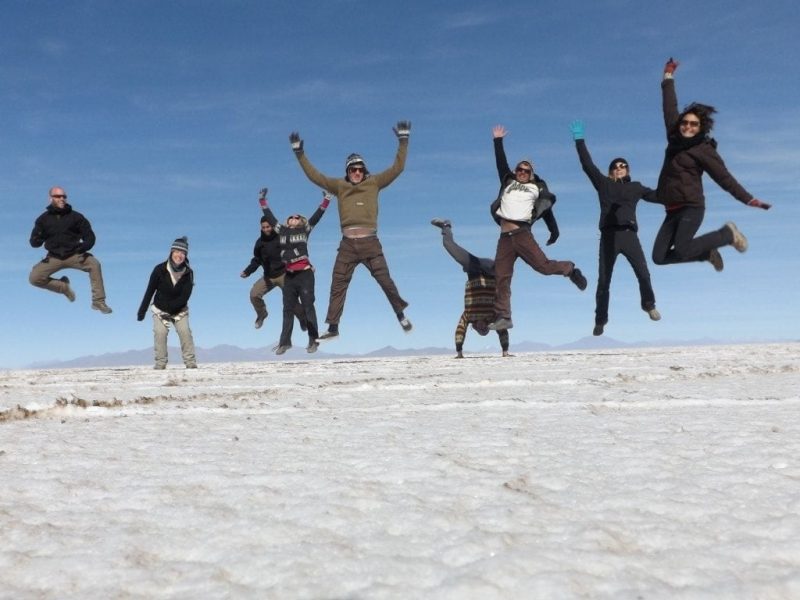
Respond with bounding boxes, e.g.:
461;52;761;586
707;249;724;272
92;301;113;314
60;276;76;302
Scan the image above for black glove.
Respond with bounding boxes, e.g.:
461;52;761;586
137;311;146;321
546;230;559;246
393;121;411;140
289;132;303;154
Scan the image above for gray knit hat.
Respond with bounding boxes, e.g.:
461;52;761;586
171;236;189;255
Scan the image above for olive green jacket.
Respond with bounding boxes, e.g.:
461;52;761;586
295;139;408;233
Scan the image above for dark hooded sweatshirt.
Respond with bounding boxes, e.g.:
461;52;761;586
29;203;96;259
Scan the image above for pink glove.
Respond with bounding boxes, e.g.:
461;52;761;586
748;198;771;210
321;192;332;209
258;187;268;208
664;57;679;75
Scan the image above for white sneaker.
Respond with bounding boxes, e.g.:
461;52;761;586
726;222;748;253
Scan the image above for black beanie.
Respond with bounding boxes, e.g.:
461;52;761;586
608;157;629;174
260;216;270;224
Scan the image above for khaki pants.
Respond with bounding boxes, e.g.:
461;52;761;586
250;273;305;326
153;314;196;368
29;254;107;303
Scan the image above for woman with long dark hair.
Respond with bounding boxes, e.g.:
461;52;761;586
652;58;770;273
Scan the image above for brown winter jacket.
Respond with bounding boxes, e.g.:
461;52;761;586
294;139;408;233
656;78;753;210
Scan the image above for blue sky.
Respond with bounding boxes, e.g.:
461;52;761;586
1;1;798;368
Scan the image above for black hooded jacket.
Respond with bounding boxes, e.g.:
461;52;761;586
242;230;286;279
575;139;661;231
29;203;96;259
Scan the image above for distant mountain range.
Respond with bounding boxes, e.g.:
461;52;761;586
22;336;738;369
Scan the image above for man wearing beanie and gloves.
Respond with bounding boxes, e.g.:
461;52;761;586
487;125;587;332
240;214;307;332
570;120;664;336
29;186;112;314
288;121;412;341
137;236;197;370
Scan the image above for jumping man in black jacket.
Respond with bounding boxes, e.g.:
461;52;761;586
28;186;112;313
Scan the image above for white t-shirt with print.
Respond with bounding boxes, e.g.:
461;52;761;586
495;180;540;223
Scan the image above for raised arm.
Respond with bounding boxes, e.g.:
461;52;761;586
492;125;512;180
307;192;332;229
661;58;680;137
257;188;281;231
570;120;604;189
372;121;410;189
290;132;342;194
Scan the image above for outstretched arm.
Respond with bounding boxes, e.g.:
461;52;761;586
289;132;341;194
372;121;410;189
661;58;680;137
258;188;280;230
307;192;332;229
492;125;512;180
571;121;604;189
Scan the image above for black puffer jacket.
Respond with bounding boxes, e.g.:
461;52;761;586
137;261;194;318
656;78;752;209
242;231;286;279
29;203;96;259
575;139;661;231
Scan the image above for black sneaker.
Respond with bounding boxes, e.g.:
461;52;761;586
593;323;605;336
399;317;413;332
569;268;588;291
488;317;513;330
707;249;724;272
431;218;451;229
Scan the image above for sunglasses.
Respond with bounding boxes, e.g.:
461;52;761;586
348;166;365;173
515;167;532;175
680;119;701;128
51;194;67;199
288;214;302;220
613;163;628;170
